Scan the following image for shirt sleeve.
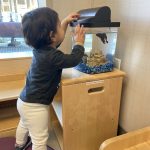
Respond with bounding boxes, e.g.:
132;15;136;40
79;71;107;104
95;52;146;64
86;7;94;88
52;45;85;69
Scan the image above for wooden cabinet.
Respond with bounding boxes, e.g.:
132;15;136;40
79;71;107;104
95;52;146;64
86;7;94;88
0;68;125;149
51;68;125;150
0;75;24;138
0;100;19;138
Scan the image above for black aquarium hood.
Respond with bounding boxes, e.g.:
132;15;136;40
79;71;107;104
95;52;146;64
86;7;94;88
70;6;120;28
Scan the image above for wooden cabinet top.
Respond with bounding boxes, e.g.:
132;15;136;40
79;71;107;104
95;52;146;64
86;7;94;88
61;68;125;86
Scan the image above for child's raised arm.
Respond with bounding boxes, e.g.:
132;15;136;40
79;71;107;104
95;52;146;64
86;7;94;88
61;13;80;36
52;25;85;69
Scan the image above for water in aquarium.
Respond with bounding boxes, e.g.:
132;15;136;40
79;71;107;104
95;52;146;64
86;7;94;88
72;27;118;74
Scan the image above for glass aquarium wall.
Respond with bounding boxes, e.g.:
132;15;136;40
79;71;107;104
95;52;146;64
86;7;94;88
71;27;118;74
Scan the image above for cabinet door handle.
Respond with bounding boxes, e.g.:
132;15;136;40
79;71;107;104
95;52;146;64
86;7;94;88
86;80;104;94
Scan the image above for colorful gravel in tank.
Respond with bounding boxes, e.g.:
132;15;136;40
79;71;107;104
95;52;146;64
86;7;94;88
74;61;113;74
74;51;114;74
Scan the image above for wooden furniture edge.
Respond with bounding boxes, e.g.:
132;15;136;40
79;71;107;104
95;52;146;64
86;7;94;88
61;69;125;86
99;126;150;150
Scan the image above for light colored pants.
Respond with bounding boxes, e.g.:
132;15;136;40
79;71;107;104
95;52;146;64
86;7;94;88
16;98;49;150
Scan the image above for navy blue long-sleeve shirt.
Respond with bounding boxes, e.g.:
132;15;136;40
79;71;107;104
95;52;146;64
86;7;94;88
20;45;84;105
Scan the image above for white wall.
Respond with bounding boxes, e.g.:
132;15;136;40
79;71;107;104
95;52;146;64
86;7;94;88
52;0;150;132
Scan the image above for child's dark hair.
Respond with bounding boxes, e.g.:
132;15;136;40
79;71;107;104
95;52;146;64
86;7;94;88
22;7;58;49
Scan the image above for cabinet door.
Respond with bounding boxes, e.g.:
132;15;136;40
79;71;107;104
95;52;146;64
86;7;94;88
62;77;123;150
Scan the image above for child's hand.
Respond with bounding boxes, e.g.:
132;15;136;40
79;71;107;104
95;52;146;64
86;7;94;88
73;24;85;46
64;13;80;24
61;13;80;37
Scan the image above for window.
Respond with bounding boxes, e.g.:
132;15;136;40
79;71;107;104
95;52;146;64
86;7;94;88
0;0;38;59
18;0;25;5
4;6;10;11
0;0;38;22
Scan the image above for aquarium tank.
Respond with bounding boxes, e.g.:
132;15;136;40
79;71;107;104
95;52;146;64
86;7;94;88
70;6;120;74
